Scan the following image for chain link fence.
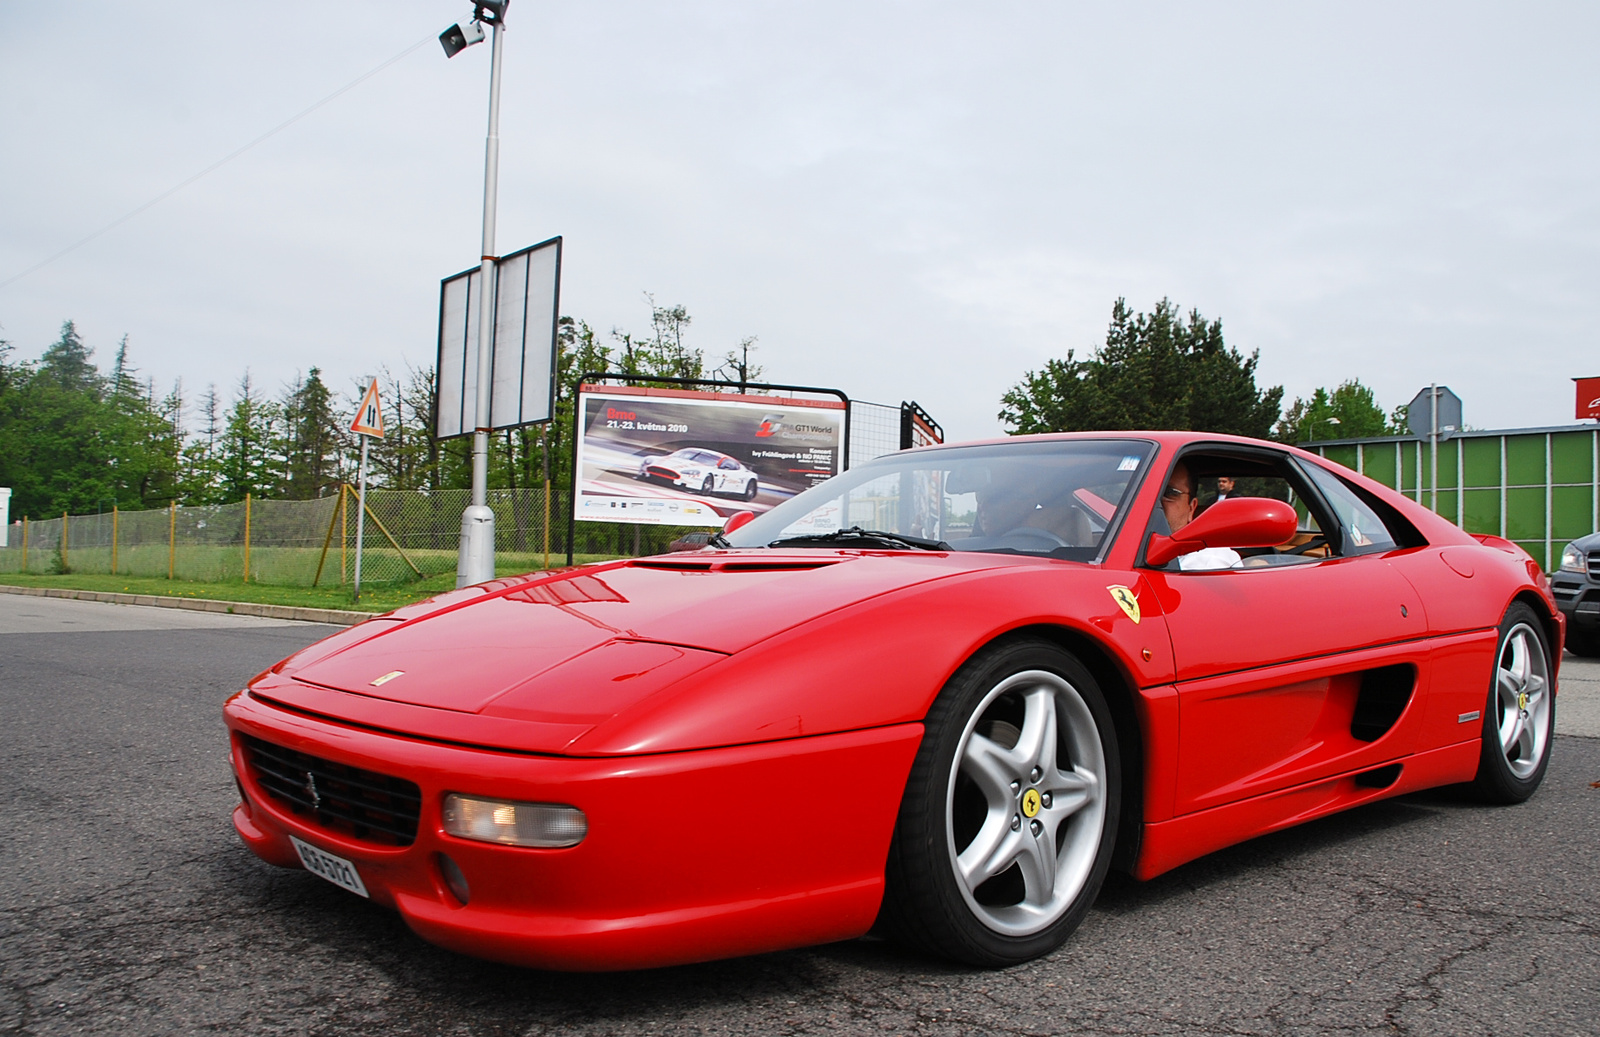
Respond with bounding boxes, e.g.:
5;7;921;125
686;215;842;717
0;405;943;586
849;400;902;470
0;487;724;586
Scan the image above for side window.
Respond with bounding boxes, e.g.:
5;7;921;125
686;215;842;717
1145;450;1338;570
1298;462;1399;556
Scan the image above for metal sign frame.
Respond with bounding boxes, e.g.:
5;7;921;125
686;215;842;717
900;400;943;450
435;235;562;439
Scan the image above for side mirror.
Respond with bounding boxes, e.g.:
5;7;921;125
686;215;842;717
1145;497;1298;568
723;511;756;535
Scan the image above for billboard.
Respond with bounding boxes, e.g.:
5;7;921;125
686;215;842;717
1576;377;1600;421
436;237;561;438
574;386;846;527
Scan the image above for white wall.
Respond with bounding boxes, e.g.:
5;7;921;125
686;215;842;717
0;488;9;547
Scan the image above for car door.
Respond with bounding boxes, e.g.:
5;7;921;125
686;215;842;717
716;457;741;493
1141;447;1430;816
1297;458;1502;756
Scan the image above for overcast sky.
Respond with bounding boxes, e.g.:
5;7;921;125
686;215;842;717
2;1;1596;442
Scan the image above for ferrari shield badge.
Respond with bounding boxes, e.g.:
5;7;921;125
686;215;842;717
1107;585;1140;624
1020;788;1042;818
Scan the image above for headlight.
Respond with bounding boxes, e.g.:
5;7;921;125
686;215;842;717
442;794;588;848
1560;542;1585;574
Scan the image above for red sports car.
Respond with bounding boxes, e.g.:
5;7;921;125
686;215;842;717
224;432;1559;970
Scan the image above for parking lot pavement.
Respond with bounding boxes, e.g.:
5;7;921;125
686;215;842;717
1558;652;1600;738
2;595;1595;1036
0;593;302;634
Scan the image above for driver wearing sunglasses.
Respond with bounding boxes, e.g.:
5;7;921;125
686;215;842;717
1161;461;1242;571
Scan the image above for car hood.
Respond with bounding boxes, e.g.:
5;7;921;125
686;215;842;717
253;551;1017;752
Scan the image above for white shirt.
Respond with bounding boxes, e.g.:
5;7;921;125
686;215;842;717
1177;546;1243;571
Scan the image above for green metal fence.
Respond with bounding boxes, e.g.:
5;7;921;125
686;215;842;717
1311;424;1600;573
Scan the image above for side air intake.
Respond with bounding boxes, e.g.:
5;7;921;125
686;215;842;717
1350;664;1416;742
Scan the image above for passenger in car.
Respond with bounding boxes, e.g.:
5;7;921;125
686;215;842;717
1163;462;1242;571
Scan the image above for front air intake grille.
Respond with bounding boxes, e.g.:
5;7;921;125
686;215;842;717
241;734;421;847
1587;553;1600;578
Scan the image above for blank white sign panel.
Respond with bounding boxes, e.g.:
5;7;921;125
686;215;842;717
435;236;561;438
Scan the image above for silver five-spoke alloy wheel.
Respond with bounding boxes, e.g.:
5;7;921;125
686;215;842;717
1494;622;1550;779
946;669;1106;937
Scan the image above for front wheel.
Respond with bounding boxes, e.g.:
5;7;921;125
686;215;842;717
881;638;1120;966
1470;603;1554;803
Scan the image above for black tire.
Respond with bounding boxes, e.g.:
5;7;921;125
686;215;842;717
1564;627;1600;657
743;479;758;502
1470;603;1555;804
880;637;1120;966
700;476;715;496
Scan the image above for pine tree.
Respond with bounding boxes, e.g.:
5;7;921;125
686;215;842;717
8;322;115;515
178;384;225;503
279;368;340;499
218;372;279;502
36;321;100;394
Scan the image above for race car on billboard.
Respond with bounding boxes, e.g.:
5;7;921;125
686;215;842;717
224;432;1559;972
636;447;759;500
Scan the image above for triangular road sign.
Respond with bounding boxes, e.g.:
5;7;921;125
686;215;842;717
351;378;385;438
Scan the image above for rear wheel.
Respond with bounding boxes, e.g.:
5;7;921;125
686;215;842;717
743;478;758;501
881;638;1119;966
1470;603;1554;803
700;475;715;495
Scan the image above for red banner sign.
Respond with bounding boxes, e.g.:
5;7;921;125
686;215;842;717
1576;377;1600;421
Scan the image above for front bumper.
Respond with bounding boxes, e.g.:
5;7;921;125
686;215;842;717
225;689;921;971
1550;572;1600;636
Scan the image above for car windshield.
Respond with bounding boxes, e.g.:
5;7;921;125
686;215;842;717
721;439;1155;560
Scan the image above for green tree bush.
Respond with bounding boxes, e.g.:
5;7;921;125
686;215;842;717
1274;379;1402;443
999;299;1283;438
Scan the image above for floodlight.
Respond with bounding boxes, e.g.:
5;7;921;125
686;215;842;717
439;20;485;58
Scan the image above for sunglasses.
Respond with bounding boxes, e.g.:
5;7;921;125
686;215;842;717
1161;486;1192;502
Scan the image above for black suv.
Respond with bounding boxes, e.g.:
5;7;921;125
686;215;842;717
1551;532;1600;655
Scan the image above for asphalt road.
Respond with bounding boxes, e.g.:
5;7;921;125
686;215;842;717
2;595;1596;1036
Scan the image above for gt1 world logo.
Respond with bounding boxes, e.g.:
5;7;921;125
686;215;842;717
755;414;784;438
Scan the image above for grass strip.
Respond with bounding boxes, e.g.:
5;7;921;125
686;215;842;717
0;556;624;614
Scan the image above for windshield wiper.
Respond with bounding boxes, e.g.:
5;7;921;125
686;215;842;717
766;526;951;551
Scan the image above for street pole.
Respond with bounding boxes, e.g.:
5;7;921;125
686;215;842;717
1430;382;1439;515
354;435;370;601
541;425;551;570
457;12;507;588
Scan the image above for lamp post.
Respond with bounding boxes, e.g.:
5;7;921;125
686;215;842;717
1303;415;1341;442
441;2;510;587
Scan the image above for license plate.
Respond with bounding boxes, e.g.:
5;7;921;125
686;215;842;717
290;835;369;898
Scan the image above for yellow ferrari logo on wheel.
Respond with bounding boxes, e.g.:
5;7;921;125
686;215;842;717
1021;788;1042;818
1107;585;1140;624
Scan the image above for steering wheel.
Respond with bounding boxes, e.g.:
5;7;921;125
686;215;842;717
996;526;1069;549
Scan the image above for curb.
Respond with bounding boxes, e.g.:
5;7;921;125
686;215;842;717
0;584;373;626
